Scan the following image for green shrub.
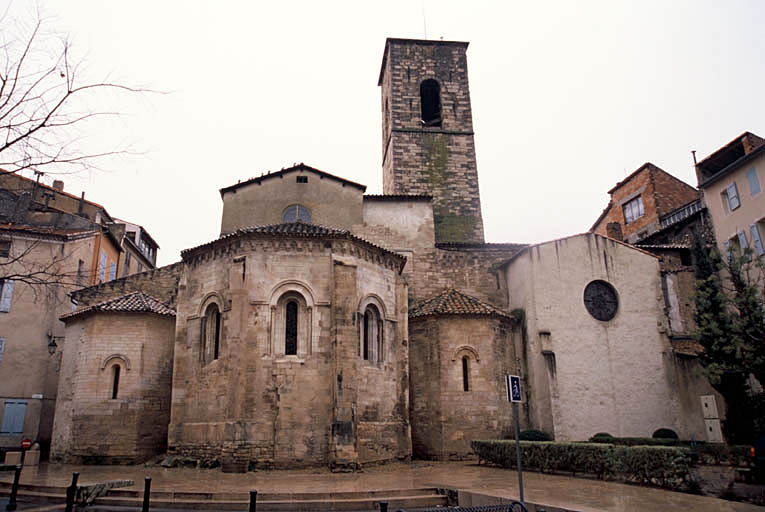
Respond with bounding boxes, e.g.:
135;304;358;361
471;440;691;490
652;428;679;439
518;429;552;441
591;432;614;440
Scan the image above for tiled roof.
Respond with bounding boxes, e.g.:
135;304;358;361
219;163;366;196
671;339;704;357
181;222;406;270
409;288;511;320
635;243;691;250
61;292;176;320
0;224;96;241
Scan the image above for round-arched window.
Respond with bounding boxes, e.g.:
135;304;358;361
583;280;619;321
283;204;311;223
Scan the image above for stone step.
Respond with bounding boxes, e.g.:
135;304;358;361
92;493;448;511
106;487;440;501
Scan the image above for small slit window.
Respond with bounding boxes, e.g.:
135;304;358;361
202;303;222;363
285;301;298;355
111;364;121;399
296;176;308;184
360;304;383;365
462;356;470;392
420;79;442;127
283;204;311;223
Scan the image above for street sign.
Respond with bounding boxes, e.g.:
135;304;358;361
20;439;31;449
505;374;522;403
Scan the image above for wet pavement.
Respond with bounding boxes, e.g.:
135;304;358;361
0;460;761;511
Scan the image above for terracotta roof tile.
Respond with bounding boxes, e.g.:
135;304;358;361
61;292;175;320
409;288;511;319
181;222;406;271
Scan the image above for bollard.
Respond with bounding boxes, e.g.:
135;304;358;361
64;472;79;512
5;464;21;511
378;500;388;512
249;490;257;512
142;477;152;512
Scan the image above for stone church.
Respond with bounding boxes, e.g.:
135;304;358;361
49;38;719;468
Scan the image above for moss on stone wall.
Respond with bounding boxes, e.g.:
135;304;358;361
422;133;448;189
434;213;478;243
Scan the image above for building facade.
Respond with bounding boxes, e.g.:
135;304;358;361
46;38;724;467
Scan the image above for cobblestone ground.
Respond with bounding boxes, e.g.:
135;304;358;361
1;460;762;511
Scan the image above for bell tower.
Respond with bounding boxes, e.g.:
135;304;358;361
379;38;485;243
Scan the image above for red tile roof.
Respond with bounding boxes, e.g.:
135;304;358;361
671;339;704;357
61;291;175;320
409;288;511;320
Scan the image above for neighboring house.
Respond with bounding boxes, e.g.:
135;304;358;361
591;162;699;244
695;131;765;263
108;220;159;277
0;173;159;458
49;38;725;468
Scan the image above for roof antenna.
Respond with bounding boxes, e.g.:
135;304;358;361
422;0;427;39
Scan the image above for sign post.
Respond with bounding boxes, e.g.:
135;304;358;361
505;374;524;505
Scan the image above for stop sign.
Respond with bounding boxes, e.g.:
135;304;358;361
20;438;31;449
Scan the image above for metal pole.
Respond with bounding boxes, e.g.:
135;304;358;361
249;490;257;512
5;465;21;511
141;477;151;512
379;501;388;512
512;401;524;505
64;472;79;512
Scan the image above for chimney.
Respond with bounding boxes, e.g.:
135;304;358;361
606;222;623;242
52;180;64;192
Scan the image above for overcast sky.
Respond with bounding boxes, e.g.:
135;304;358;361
4;1;765;266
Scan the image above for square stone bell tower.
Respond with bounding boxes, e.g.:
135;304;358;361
379;38;485;243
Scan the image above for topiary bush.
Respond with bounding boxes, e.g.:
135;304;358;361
471;439;691;490
518;429;552;441
652;428;679;439
591;432;614;441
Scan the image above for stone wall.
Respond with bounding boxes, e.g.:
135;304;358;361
51;312;175;463
71;262;183;307
168;234;410;467
409;315;517;459
504;233;683;441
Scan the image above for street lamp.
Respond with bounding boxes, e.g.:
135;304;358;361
47;334;61;355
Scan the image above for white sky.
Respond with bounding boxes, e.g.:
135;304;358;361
4;1;765;266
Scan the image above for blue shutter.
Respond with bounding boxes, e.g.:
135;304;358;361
1;401;27;435
0;336;5;362
0;280;14;312
99;251;106;282
738;231;749;250
109;261;116;281
747;168;761;196
727;182;740;210
751;224;764;256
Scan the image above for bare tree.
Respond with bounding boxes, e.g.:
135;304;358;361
0;7;144;176
0;7;145;295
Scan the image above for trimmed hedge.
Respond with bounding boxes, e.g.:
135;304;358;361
652;428;679;439
585;436;751;466
472;440;691;489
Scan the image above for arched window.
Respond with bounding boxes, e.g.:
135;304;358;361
202;303;222;363
283;204;311;223
361;304;383;365
285;300;298;356
462;356;470;392
420;79;442;127
111;364;121;399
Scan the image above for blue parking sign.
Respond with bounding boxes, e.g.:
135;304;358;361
505;374;522;403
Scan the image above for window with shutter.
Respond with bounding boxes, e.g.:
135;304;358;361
0;337;5;362
738;231;751;261
0;280;14;313
109;261;116;281
747;168;761;196
99;250;107;283
1;401;27;435
727;182;740;210
751;224;765;256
